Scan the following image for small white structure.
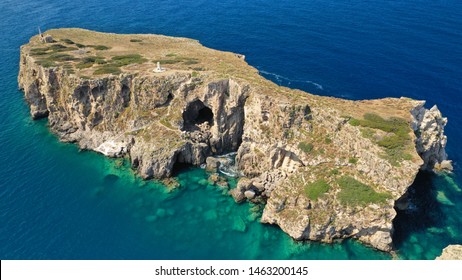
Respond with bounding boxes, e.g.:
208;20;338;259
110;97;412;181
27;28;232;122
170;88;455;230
38;27;54;43
154;62;165;73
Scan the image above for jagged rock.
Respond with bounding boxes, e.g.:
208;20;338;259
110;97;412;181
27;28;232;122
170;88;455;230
229;188;246;203
237;177;253;191
18;29;450;252
252;181;265;192
434;160;453;172
411;102;449;170
161;178;181;193
205;157;220;172
436;245;462;260
208;173;220;185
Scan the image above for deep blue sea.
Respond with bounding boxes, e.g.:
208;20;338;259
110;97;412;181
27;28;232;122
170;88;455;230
0;0;461;259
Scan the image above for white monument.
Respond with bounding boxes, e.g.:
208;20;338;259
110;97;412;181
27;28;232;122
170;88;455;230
154;62;165;73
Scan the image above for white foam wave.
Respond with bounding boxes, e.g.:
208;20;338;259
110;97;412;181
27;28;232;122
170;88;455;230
258;68;324;90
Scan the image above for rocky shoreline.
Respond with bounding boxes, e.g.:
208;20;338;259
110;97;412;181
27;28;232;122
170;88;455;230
18;28;451;252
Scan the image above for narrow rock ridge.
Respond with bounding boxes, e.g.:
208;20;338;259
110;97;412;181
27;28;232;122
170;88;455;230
18;28;450;252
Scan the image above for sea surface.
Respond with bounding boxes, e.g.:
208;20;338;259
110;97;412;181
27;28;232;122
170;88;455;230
0;0;461;259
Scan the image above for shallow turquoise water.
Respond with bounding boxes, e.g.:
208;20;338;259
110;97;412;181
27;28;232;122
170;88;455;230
0;0;461;259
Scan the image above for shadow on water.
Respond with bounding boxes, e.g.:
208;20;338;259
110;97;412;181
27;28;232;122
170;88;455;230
392;171;445;249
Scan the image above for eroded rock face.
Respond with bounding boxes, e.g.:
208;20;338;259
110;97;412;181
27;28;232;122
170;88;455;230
411;101;451;171
18;29;450;252
19;52;249;179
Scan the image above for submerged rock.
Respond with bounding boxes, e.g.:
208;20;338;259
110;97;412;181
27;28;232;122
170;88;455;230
232;217;247;232
161;178;181;193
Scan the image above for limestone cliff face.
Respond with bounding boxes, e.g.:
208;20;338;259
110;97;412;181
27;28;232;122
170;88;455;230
19;53;249;179
411;101;451;171
18;29;450;252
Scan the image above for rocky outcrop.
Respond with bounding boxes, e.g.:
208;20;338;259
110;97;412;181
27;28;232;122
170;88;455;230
411;101;452;171
18;29;450;252
436;245;462;260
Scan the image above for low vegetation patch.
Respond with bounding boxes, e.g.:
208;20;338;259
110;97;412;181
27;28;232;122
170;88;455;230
298;141;314;153
348;157;358;164
47;53;77;62
304;179;331;200
337;176;392;206
111;54;147;66
61;38;75;44
88;45;111;50
130;39;143;42
76;56;106;69
36;60;56;67
30;44;77;56
93;65;121;75
349;113;413;165
154;56;199;65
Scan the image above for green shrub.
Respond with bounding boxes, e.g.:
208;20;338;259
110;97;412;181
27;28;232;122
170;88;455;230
76;62;93;69
183;59;199;65
349;118;360;126
111;54;147;66
157;59;182;64
48;53;77;61
130;39;143;42
324;137;332;144
360;128;374;139
330;169;339;176
166;53;177;57
76;43;86;48
348;157;358;164
36;60;56;67
298;142;314;153
76;56;104;69
88;45;111;50
305;180;331;200
61;38;75;44
94;65;121;75
349;113;412;165
30;44;77;56
48;44;77;52
95;58;107;64
337;176;391;206
30;47;49;56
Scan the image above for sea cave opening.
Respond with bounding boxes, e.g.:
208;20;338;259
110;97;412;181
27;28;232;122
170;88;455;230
182;100;214;130
392;171;443;250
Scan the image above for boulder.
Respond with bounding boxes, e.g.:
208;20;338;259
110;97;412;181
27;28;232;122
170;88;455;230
244;190;256;199
237;177;253;191
229;188;245;203
205;157;220;172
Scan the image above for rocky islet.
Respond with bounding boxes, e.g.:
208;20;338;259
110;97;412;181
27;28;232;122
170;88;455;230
18;28;452;252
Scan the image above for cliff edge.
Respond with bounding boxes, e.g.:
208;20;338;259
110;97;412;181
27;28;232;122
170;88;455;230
18;28;450;251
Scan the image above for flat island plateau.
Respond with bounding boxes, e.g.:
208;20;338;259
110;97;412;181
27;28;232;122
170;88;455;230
18;28;453;253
